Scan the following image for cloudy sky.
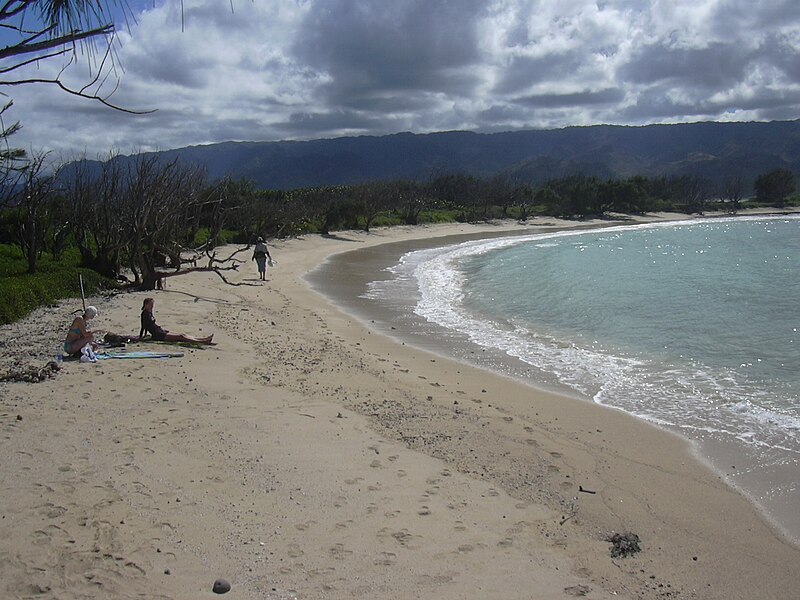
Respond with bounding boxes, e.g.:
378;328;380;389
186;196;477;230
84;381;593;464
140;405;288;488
4;0;800;158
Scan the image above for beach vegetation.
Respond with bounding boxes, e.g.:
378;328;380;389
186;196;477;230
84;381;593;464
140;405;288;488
754;169;796;208
2;150;798;323
0;243;113;324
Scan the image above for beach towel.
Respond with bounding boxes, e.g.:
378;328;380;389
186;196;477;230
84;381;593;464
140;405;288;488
97;350;184;360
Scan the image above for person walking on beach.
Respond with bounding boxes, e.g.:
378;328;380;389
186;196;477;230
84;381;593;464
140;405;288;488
252;236;272;281
63;306;100;356
139;298;213;344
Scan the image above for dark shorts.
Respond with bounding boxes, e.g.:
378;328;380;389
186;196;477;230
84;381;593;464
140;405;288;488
255;255;267;272
152;330;168;342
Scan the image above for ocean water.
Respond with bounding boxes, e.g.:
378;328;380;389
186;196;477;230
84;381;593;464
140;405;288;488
362;216;800;543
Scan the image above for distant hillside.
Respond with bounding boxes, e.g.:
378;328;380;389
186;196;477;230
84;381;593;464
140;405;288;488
79;120;800;192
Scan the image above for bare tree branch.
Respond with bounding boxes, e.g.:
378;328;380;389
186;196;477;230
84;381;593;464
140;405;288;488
0;23;113;61
0;1;155;116
2;75;155;113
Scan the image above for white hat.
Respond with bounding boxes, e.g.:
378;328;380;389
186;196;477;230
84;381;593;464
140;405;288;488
85;306;98;318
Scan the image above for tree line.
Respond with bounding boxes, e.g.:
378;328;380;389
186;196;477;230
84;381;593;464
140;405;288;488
0;152;797;290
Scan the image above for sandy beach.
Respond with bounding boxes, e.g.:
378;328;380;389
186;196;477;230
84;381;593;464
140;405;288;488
1;214;799;599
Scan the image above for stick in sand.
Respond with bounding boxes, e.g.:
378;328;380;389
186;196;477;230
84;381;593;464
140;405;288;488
79;274;86;312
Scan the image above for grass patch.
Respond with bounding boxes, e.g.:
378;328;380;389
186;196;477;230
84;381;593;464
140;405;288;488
0;244;115;324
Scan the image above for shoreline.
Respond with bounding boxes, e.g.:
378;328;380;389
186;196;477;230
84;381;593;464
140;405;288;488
1;212;798;599
307;213;800;548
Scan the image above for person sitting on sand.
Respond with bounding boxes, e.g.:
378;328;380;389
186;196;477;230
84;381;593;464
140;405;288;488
64;306;100;356
139;298;214;344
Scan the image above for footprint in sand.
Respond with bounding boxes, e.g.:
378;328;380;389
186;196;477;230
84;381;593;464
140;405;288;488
308;566;338;577
396;469;407;478
564;584;592;597
369;460;381;468
418;506;431;516
389;529;413;546
453;521;467;532
32;524;70;546
374;552;397;566
328;543;353;560
41;503;67;518
384;510;401;519
335;520;355;529
287;544;304;558
344;477;364;485
295;520;318;531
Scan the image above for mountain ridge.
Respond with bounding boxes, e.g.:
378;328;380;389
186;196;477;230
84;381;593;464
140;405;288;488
94;120;800;191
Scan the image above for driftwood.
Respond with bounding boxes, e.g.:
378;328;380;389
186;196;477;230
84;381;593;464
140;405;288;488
151;245;260;288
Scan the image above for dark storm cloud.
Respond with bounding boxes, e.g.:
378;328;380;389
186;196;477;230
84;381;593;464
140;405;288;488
514;87;625;108
272;110;394;137
125;50;209;88
292;0;486;106
757;34;800;83
622;85;800;122
620;42;752;89
493;52;588;95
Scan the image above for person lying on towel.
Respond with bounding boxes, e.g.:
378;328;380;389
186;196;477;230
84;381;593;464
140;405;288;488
139;297;214;344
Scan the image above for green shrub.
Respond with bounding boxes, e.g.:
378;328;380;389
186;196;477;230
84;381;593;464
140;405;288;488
0;244;115;323
417;209;461;224
369;213;404;228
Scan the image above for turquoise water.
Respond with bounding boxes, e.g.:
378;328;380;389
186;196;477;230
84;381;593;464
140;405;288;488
364;215;800;543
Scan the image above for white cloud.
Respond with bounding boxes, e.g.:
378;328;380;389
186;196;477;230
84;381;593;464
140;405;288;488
3;0;799;158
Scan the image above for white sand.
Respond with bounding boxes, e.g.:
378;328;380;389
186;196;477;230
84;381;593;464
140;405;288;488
1;213;798;599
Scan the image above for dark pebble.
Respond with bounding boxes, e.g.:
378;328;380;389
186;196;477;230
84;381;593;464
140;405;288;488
213;579;231;594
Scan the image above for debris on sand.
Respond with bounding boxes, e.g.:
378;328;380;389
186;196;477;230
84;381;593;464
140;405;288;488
0;360;60;383
606;532;641;558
